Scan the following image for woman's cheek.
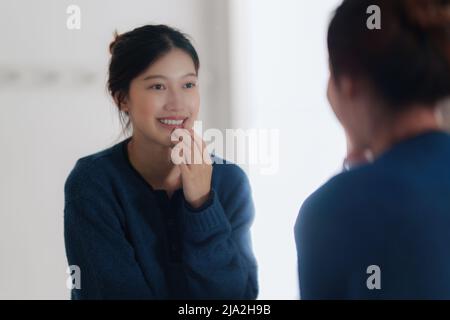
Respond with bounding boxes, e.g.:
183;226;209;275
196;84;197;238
137;96;161;120
190;92;201;117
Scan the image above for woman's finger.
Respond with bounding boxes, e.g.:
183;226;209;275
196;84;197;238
183;129;202;164
179;162;189;175
189;129;211;164
180;133;202;165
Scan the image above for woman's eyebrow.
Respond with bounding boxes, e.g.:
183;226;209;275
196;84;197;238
181;73;197;78
142;75;165;81
142;73;197;81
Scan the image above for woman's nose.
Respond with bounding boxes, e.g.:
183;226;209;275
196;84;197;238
164;88;185;112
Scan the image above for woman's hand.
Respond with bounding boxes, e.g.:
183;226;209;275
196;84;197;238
173;129;213;209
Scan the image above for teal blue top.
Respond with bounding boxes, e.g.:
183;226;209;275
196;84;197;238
64;137;258;299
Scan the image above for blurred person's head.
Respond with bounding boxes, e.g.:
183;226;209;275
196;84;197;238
108;24;200;147
327;0;450;156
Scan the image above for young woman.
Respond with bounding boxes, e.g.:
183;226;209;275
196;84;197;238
295;0;450;299
64;25;258;299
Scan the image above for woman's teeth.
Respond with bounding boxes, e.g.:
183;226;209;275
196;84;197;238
159;119;184;125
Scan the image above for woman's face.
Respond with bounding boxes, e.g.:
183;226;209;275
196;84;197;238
123;48;200;147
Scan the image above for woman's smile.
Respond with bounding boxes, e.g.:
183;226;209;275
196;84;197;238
157;116;189;130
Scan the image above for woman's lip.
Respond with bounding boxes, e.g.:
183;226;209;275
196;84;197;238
158;122;184;128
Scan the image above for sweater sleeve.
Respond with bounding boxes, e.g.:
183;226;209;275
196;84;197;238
64;181;156;299
180;172;258;299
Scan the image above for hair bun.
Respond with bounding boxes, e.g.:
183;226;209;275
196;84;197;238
404;0;450;65
109;30;120;55
404;0;450;29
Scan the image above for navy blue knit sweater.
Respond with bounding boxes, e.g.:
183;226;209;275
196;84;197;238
295;131;450;299
64;137;258;299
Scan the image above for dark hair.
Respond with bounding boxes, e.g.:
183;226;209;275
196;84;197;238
328;0;450;111
107;24;200;136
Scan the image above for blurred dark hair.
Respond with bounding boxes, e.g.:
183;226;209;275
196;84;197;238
107;24;200;136
328;0;450;112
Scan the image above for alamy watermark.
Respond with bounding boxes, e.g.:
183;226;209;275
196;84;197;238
66;5;81;30
366;265;381;290
66;265;81;290
170;121;280;175
366;5;381;30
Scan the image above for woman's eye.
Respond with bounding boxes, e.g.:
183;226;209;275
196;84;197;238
183;82;196;89
149;84;165;90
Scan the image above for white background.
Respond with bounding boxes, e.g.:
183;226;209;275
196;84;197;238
229;0;345;299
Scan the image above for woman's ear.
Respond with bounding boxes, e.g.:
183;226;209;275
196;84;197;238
339;75;356;101
328;72;357;105
114;92;129;113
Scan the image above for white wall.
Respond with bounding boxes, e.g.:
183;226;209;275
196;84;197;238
229;0;345;299
0;0;232;299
